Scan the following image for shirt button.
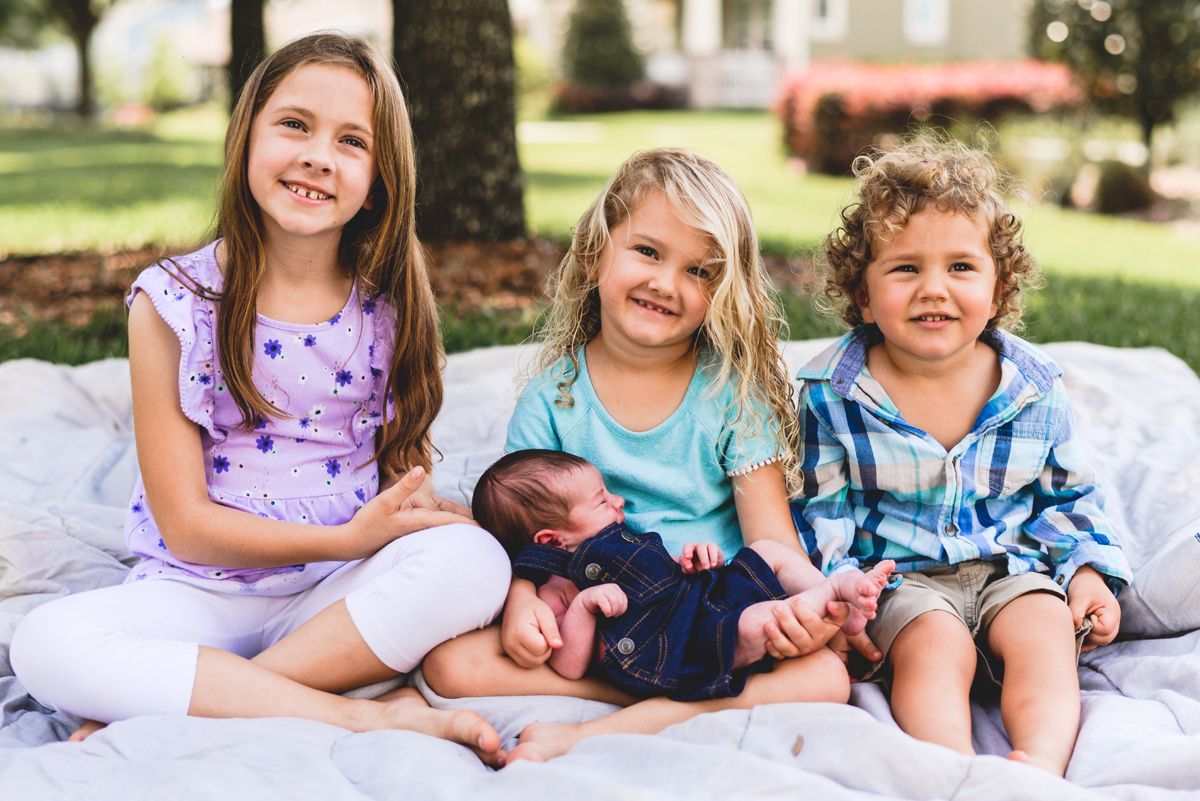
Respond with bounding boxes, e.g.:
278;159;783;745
585;563;602;580
1055;574;1065;585
621;530;636;543
944;524;957;535
617;638;635;655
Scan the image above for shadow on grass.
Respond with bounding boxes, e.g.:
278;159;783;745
2;275;1197;377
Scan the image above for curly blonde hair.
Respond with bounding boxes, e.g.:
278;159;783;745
531;148;803;494
816;136;1042;332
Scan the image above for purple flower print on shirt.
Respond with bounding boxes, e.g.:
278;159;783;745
254;415;267;430
325;459;341;477
355;488;366;503
336;370;353;387
371;367;383;378
299;416;311;429
131;501;143;514
362;298;376;315
214;455;230;473
256;435;274;453
264;339;283;359
329;312;342;325
304;334;317;347
198;374;212;385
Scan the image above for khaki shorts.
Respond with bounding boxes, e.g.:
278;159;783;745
862;559;1090;691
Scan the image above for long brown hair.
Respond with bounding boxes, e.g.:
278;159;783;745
199;33;441;476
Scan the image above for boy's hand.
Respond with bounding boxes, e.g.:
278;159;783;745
828;629;883;679
500;581;563;668
1067;565;1121;651
578;584;628;618
676;542;724;573
764;598;849;658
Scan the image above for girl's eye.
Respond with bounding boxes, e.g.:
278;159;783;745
687;266;710;280
950;262;974;272
342;137;367;150
282;119;304;131
893;264;917;273
634;245;658;259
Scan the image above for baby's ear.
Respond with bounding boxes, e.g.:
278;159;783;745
533;529;562;547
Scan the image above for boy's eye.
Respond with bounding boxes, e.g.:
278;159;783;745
634;245;658;259
892;264;917;273
950;262;974;272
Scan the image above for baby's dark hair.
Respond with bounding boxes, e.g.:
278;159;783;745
472;450;594;562
817;136;1042;332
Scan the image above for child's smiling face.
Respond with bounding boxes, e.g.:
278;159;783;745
247;63;378;248
593;191;713;357
857;208;999;367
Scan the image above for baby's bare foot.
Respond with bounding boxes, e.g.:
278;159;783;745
67;719;107;742
378;686;506;767
507;721;583;765
830;560;895;635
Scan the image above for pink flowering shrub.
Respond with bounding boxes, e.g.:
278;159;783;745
775;61;1082;175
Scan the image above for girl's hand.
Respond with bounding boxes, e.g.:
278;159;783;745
763;598;849;659
343;466;475;559
676;542;724;573
500;579;562;668
1067;565;1121;651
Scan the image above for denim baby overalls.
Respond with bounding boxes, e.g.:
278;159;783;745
513;524;788;701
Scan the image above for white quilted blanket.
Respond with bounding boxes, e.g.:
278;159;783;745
2;341;1199;799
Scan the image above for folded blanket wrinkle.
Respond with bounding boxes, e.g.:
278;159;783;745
1;342;1199;799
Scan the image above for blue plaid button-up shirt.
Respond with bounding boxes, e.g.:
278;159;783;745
790;326;1130;592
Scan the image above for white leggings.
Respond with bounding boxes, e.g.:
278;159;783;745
10;524;509;724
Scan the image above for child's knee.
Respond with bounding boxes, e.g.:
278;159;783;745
422;635;480;699
808;647;852;703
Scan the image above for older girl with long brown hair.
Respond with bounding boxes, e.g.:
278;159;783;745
10;33;511;764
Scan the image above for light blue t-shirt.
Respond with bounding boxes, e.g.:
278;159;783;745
505;350;780;557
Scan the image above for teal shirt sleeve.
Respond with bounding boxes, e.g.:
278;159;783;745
505;370;563;453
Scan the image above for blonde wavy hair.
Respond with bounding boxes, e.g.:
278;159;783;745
531;148;802;494
817;136;1042;332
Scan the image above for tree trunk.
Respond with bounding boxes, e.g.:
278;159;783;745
393;0;525;241
71;22;92;117
1139;115;1154;179
228;0;266;111
46;0;100;118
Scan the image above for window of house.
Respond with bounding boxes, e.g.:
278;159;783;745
811;0;848;41
903;0;949;44
723;0;774;50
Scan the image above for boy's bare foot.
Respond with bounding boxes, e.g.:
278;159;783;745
1006;748;1064;775
507;721;582;764
829;560;895;635
377;686;507;767
67;719;107;742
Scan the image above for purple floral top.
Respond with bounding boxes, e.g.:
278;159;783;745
123;241;395;595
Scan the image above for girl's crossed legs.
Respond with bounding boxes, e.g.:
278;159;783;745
11;524;511;763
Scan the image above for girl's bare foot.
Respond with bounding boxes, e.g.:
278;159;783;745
507;721;583;764
377;686;506;767
67;719;107;742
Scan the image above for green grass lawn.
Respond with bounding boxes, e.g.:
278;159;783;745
2;106;1199;370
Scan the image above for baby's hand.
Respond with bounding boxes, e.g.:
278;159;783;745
1067;565;1121;651
676;542;723;574
578;584;627;618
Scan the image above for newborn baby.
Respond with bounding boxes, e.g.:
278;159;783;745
473;449;893;701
